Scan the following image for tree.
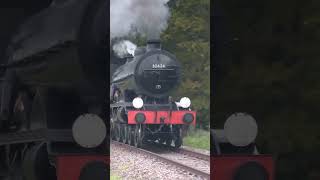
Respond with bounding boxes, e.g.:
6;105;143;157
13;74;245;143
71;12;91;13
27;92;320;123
215;0;320;178
162;0;210;129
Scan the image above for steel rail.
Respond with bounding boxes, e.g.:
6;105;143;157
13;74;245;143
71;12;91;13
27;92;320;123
176;147;210;162
142;141;210;162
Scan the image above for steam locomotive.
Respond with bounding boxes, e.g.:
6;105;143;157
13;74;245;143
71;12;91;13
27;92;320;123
110;40;196;148
0;0;108;180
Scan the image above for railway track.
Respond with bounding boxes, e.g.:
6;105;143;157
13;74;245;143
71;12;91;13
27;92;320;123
140;141;210;162
175;147;210;162
111;140;210;179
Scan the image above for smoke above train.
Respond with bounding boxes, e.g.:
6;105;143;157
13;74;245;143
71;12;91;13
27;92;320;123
110;0;170;40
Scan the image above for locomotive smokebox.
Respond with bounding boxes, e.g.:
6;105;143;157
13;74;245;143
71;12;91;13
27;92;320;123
146;39;161;51
112;40;181;99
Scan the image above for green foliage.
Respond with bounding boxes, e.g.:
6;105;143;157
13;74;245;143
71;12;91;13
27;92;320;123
215;0;320;153
215;0;320;178
183;129;210;150
110;173;121;180
162;0;211;129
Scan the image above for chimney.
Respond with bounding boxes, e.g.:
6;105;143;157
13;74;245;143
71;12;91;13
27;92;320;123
146;39;161;51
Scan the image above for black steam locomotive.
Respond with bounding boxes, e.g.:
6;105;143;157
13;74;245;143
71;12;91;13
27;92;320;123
110;40;196;148
0;0;108;180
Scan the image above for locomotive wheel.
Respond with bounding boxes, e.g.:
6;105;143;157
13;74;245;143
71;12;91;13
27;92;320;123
121;124;126;144
115;124;121;142
114;123;118;142
128;126;133;145
110;116;115;140
165;138;172;147
110;123;116;140
158;138;165;144
134;125;142;148
124;125;129;144
174;128;183;149
22;143;56;180
174;137;183;149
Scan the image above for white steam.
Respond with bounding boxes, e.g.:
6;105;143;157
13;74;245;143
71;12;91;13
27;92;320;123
110;0;170;39
112;40;137;58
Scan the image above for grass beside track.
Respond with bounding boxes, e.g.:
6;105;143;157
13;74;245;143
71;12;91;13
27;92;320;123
110;173;122;180
183;129;210;150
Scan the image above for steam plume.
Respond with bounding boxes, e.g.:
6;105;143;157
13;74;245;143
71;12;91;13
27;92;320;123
110;0;170;39
112;40;137;58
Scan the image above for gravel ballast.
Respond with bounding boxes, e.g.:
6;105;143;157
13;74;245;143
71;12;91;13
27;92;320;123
110;143;209;180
